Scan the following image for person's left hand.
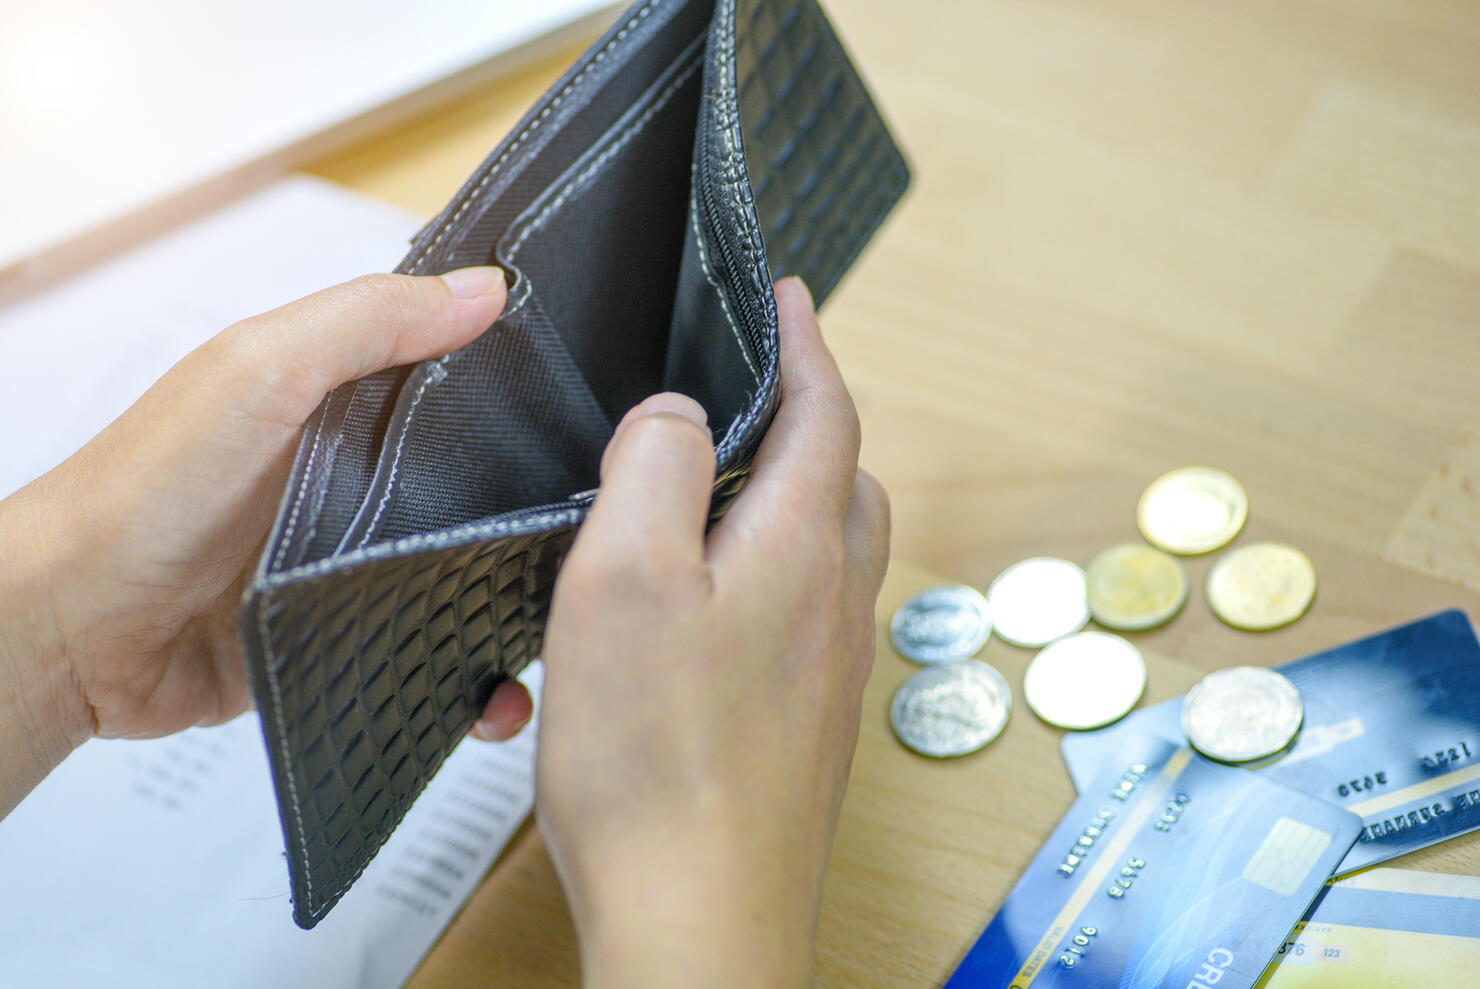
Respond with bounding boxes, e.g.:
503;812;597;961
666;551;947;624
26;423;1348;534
0;267;533;815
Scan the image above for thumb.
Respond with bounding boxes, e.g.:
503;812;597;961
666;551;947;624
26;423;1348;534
575;393;716;566
203;267;507;422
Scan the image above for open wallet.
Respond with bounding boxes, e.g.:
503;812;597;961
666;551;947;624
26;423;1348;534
239;0;909;928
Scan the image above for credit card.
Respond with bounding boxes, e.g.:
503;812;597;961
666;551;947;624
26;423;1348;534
946;735;1362;989
1061;610;1480;875
1256;868;1480;986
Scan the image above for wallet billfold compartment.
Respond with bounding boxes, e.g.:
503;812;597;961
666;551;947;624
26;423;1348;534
241;0;908;928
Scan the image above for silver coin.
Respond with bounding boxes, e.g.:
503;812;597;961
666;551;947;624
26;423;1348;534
1023;632;1147;730
890;660;1011;758
1181;666;1304;763
986;557;1090;647
890;584;992;663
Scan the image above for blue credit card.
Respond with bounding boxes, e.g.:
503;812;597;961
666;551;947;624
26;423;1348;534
1061;610;1480;875
947;735;1362;989
1256;869;1480;986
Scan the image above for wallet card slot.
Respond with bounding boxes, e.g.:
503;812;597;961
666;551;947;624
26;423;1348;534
499;36;706;427
335;294;614;552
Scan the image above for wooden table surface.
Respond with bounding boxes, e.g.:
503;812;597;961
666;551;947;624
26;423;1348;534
306;0;1480;984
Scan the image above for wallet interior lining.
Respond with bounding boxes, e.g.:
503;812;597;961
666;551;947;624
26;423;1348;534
334;1;757;550
502;36;709;425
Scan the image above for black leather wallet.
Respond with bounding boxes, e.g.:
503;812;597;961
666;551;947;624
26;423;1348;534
240;0;908;928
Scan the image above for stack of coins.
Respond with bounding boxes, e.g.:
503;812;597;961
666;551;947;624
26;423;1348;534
887;466;1317;757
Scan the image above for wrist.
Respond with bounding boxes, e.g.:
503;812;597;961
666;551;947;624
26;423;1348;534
0;485;94;816
554;821;819;989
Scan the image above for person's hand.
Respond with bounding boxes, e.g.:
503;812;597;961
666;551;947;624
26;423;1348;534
0;267;535;816
536;277;891;989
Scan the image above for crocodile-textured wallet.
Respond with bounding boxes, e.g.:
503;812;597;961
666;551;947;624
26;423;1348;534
239;0;908;928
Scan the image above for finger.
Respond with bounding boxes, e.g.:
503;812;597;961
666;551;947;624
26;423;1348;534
843;470;891;601
741;277;861;521
577;392;716;564
600;392;711;480
202;267;508;423
708;279;861;566
829;471;889;703
470;678;535;742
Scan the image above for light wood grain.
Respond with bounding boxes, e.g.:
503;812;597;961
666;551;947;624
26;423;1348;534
304;0;1480;983
401;559;1480;987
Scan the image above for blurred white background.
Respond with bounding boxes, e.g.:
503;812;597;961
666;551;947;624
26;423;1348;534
0;0;618;285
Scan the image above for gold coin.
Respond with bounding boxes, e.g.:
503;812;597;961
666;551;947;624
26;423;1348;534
1205;542;1317;631
1084;543;1190;631
1136;467;1249;555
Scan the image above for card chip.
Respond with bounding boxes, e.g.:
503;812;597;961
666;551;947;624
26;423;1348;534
1242;817;1333;896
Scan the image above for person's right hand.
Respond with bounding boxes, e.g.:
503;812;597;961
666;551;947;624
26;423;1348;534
535;277;890;989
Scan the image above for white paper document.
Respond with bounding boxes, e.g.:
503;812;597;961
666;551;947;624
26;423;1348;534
0;176;542;987
0;175;422;499
0;672;540;988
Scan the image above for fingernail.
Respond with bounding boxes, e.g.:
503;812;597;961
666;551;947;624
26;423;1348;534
780;275;814;309
440;266;506;299
471;711;532;742
634;392;709;430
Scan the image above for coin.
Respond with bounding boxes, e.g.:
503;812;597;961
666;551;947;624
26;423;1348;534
1181;666;1304;762
890;660;1012;757
1137;467;1249;555
1023;632;1147;730
985;557;1089;647
1205;542;1317;631
890;584;992;663
1084;543;1190;631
